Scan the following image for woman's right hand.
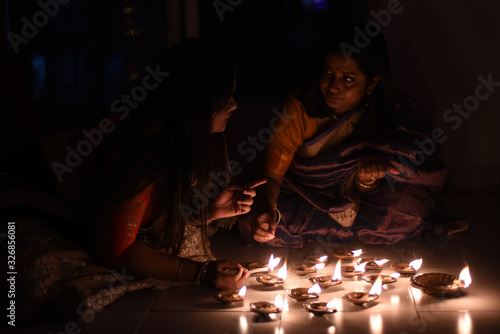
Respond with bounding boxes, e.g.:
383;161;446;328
205;260;250;290
251;207;277;243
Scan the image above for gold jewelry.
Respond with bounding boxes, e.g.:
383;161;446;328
356;176;379;189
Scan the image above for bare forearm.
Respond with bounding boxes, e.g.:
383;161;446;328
260;171;283;207
124;242;201;282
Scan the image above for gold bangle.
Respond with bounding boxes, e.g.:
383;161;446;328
356;177;379;189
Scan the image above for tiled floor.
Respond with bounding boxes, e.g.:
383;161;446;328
9;192;500;334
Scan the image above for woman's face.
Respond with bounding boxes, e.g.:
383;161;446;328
319;53;379;114
211;79;237;133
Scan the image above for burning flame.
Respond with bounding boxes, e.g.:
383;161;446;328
409;258;423;271
374;259;389;266
277;264;288;280
326;300;336;309
308;284;322;295
350;249;363;257
238;286;247;297
459;266;472;288
332;259;342;281
319;255;328;262
274;295;283;309
369;275;383;296
390;272;401;279
354;261;368;273
314;263;325;270
268;254;281;272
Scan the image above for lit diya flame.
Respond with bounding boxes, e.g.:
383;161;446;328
368;275;383;296
319;255;328;262
314;263;325;270
332;259;342;281
238;286;247;298
354;261;368;273
390;272;401;279
409;258;423;271
459;266;472;288
277;263;288;280
350;249;363;257
326;300;336;309
308;284;322;295
373;259;389;266
268;254;281;272
274;295;283;310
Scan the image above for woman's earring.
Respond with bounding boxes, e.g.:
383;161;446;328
365;94;371;107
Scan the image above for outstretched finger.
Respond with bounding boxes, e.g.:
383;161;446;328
244;178;267;189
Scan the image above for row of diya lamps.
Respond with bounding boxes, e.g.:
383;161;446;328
214;249;472;317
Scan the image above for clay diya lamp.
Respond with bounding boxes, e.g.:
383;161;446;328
332;248;363;260
343;275;383;305
363;272;400;285
303;255;328;265
309;259;342;289
290;264;316;276
250;295;283;315
256;263;287;286
341;261;367;278
304;300;337;316
214;286;246;303
390;258;423;275
410;266;472;297
358;258;389;270
287;284;321;302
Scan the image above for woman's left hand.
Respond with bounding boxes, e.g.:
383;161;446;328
357;156;400;185
208;179;267;220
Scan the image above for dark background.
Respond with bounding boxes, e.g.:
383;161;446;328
1;0;499;193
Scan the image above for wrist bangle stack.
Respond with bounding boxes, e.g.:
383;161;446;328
189;215;213;227
195;260;213;285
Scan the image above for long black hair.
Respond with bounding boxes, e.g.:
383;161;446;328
298;22;395;139
93;38;236;255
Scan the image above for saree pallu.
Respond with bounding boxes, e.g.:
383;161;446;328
240;92;448;247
